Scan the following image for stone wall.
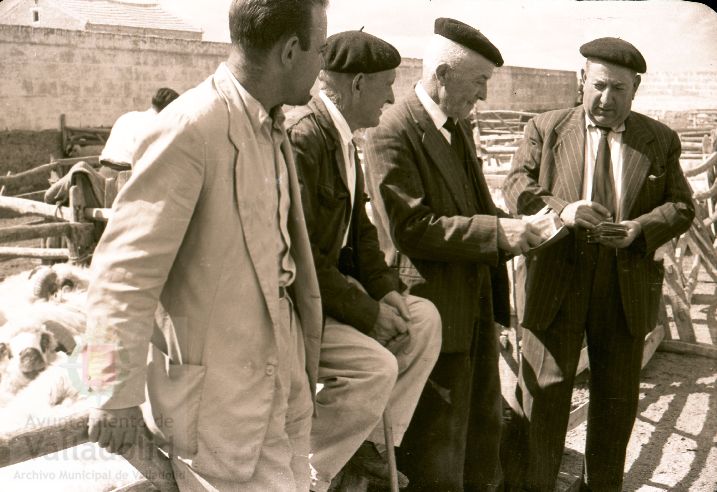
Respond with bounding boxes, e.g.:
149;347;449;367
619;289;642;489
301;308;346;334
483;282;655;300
0;24;228;132
633;71;717;113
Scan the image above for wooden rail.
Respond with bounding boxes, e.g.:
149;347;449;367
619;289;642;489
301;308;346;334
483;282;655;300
0;196;110;223
0;156;100;197
0;411;178;492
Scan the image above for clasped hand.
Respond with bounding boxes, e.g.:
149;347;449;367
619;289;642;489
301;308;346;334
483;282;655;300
370;291;411;354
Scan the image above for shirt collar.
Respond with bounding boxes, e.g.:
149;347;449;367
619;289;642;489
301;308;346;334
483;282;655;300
415;82;448;132
584;110;626;133
319;90;354;146
223;63;284;134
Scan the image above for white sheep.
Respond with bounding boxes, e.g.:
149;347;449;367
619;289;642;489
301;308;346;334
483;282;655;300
0;263;90;415
0;323;61;398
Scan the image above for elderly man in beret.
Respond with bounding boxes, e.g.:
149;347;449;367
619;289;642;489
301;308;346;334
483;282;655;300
363;18;541;491
286;30;442;491
502;37;694;490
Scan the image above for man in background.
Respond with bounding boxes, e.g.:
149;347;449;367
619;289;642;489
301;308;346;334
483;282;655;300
99;87;179;170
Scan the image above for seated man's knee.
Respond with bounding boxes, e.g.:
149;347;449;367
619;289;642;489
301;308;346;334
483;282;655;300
407;296;442;352
373;344;399;389
354;343;397;415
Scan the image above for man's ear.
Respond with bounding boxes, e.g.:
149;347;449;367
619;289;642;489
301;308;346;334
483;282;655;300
351;73;365;94
281;35;301;67
435;63;450;85
632;74;641;99
580;68;587;83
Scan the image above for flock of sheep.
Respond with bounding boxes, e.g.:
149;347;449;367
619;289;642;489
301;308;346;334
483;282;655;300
0;263;91;427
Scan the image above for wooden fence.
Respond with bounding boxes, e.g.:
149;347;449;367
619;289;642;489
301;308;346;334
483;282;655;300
0;168;177;490
1;113;716;492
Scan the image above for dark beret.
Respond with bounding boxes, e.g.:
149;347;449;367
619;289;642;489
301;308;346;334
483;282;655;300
322;30;401;74
579;37;646;73
434;17;503;67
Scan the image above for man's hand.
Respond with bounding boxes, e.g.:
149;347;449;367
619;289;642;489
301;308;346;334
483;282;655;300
559;200;611;229
379;291;412;355
370;302;409;350
599;220;642;248
497;218;543;255
380;290;411;323
88;406;144;455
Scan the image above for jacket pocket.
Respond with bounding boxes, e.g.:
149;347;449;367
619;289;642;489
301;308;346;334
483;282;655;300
146;345;206;456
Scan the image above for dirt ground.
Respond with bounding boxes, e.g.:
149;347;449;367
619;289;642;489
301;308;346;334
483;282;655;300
561;264;717;491
497;253;717;492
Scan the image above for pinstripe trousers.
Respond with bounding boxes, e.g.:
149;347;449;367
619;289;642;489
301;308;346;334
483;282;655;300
508;237;645;491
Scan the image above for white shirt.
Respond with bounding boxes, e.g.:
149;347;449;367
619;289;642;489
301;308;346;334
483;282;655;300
319;90;357;248
582;114;625;220
100;107;158;167
415;83;452;143
225;64;295;286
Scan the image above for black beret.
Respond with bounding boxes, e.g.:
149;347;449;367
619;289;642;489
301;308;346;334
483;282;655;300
579;37;646;73
434;17;503;67
322;30;401;74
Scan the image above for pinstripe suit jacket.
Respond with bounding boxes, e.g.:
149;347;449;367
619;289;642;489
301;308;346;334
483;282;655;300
363;92;510;353
503;106;694;336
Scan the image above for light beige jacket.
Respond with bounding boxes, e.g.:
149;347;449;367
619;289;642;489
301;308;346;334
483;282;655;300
85;63;322;481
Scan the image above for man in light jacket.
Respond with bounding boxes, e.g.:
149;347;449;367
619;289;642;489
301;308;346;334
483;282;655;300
84;1;328;490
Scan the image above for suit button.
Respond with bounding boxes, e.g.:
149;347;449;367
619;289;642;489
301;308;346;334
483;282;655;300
265;365;275;376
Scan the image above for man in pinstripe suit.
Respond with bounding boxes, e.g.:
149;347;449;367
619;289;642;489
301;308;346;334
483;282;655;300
363;18;542;491
502;38;694;491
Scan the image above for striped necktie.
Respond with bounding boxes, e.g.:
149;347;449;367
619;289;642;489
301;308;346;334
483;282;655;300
592;126;616;219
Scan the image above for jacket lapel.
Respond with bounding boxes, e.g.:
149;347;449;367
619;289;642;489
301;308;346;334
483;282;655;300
212;64;280;328
458;120;496;214
620;113;654;220
406;92;473;214
552;107;586;204
311;98;350;193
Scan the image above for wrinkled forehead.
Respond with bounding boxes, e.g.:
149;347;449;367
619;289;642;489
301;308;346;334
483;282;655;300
369;68;397;84
584;58;637;83
454;49;495;78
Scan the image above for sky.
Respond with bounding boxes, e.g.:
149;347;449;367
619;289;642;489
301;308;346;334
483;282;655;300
159;0;717;73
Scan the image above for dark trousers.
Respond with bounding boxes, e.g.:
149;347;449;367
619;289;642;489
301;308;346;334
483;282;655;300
506;241;645;491
397;303;503;491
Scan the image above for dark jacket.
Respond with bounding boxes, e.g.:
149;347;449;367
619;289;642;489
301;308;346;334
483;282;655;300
362;92;510;353
287;97;400;333
502;106;695;336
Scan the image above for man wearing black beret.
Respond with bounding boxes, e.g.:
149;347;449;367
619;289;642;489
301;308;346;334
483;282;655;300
502;37;694;490
286;30;441;491
363;18;541;491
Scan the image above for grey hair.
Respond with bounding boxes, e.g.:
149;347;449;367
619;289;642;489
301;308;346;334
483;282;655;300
422;34;482;79
318;70;346;107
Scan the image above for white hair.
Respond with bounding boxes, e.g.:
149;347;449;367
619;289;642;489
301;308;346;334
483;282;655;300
318;69;351;108
422;34;487;80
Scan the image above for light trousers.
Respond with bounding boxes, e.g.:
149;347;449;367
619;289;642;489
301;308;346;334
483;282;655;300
310;295;441;492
